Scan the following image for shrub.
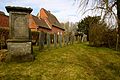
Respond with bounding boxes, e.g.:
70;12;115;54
89;23;106;47
89;22;117;48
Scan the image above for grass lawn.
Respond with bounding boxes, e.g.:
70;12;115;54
0;43;120;80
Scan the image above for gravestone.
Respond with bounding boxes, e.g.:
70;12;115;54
69;35;72;44
59;33;62;48
82;34;87;42
47;32;50;48
65;34;69;45
38;31;41;50
39;31;45;50
54;33;57;48
64;35;67;46
78;36;81;43
71;35;74;44
6;6;34;62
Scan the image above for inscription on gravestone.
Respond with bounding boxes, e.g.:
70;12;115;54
14;15;28;39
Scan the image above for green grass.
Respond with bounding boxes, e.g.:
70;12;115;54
0;43;120;80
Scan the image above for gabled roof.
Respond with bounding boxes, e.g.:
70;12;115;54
32;15;51;30
39;8;64;30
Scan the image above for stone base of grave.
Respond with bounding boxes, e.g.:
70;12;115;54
7;40;34;62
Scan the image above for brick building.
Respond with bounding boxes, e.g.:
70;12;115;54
30;8;64;34
0;11;9;29
0;11;9;49
29;8;65;44
29;14;51;32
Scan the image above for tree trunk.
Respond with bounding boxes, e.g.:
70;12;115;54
116;0;120;50
117;0;120;34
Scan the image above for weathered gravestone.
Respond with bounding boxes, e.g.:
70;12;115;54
6;6;34;62
54;33;57;48
58;33;62;48
82;34;87;42
70;35;74;44
47;32;50;48
39;31;45;50
77;36;81;43
63;33;69;46
63;35;67;46
66;34;69;45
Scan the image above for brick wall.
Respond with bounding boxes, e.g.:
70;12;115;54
51;26;64;35
0;15;9;28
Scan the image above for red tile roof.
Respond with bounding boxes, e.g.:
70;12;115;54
38;8;64;30
29;14;51;30
32;15;51;29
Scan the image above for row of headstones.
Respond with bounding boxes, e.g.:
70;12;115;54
38;31;87;50
76;34;87;43
38;32;73;50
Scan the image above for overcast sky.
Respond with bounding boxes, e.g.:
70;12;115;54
0;0;94;23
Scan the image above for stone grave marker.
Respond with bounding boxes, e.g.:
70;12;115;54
59;33;62;48
82;34;87;42
54;33;57;48
47;32;50;48
71;35;74;44
6;6;34;62
38;31;41;50
64;35;67;46
39;31;45;50
66;35;69;45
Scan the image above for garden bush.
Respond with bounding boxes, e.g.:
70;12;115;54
89;22;117;48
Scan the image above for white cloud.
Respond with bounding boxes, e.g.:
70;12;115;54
0;0;81;23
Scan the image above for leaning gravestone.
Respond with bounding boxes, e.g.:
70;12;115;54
6;6;34;62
